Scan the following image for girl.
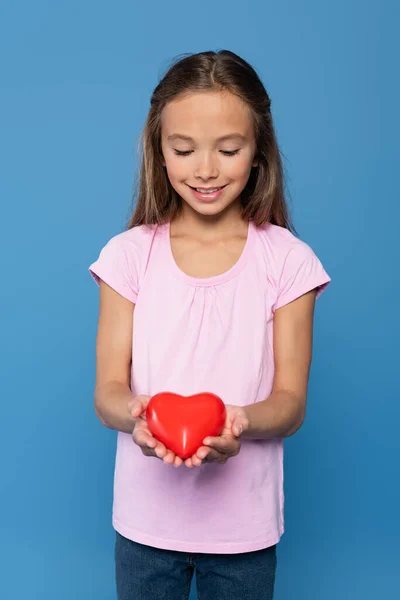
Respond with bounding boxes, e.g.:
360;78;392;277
89;50;331;600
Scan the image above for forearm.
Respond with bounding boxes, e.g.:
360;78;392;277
94;381;135;433
243;389;306;439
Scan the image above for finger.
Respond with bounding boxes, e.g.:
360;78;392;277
142;443;170;460
162;449;176;464
133;429;156;449
153;443;168;459
173;455;183;468
232;421;244;437
191;454;203;467
203;436;239;453
129;401;145;418
141;447;157;458
129;395;150;418
201;448;223;463
142;443;170;461
195;446;211;462
184;457;194;468
190;449;207;467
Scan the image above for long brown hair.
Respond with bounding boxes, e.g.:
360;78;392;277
127;50;294;232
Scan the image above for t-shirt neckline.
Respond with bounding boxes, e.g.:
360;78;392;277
162;220;254;287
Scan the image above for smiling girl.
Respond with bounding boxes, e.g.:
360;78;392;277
89;50;331;600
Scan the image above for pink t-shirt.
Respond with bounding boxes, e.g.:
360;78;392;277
89;220;330;554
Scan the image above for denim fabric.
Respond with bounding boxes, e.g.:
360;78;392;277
115;532;277;600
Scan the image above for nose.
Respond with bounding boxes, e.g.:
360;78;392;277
194;152;219;181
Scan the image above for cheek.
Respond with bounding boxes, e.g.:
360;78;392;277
165;157;189;183
225;157;253;182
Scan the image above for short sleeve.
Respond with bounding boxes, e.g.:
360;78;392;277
274;242;331;311
88;235;139;303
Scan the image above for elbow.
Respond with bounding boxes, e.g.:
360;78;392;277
286;415;305;437
94;397;111;429
285;401;307;438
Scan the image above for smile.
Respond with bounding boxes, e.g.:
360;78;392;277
187;184;228;202
189;185;227;194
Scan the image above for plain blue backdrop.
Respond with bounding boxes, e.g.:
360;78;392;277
1;1;399;599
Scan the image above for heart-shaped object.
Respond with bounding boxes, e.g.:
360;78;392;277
146;392;226;460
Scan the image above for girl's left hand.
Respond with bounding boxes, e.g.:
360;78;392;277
184;405;250;467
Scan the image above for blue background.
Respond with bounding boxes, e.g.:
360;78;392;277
1;1;399;598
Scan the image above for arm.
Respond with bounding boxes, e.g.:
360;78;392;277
188;289;317;466
93;280;183;466
242;289;316;439
93;280;136;433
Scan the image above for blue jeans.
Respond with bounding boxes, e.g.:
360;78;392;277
115;532;277;600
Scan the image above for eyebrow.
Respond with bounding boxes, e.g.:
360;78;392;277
167;133;248;143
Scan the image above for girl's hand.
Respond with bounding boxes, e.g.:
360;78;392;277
129;395;183;468
184;405;250;467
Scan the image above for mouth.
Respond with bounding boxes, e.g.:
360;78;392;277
187;184;228;203
188;184;227;194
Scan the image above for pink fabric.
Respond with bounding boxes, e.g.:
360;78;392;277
89;221;330;553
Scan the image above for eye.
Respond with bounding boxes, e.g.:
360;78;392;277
173;149;193;156
220;149;241;156
173;149;241;157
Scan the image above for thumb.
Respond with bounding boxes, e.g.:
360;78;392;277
232;417;246;437
129;395;149;418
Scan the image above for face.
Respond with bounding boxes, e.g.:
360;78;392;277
160;90;258;218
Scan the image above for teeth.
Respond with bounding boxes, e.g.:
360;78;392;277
195;187;221;193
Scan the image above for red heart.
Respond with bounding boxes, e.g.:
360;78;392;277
146;392;226;460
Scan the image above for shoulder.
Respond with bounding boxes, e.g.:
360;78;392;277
97;224;160;270
252;222;331;307
88;224;160;300
253;222;316;270
105;223;158;252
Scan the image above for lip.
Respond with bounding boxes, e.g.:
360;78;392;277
188;184;227;202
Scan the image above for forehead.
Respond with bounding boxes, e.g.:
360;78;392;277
161;90;254;139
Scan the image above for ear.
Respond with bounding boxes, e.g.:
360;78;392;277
252;152;259;168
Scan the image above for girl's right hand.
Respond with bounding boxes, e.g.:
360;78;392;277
129;396;183;467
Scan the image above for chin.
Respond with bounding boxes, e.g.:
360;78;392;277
192;203;234;219
179;191;242;218
193;202;226;214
